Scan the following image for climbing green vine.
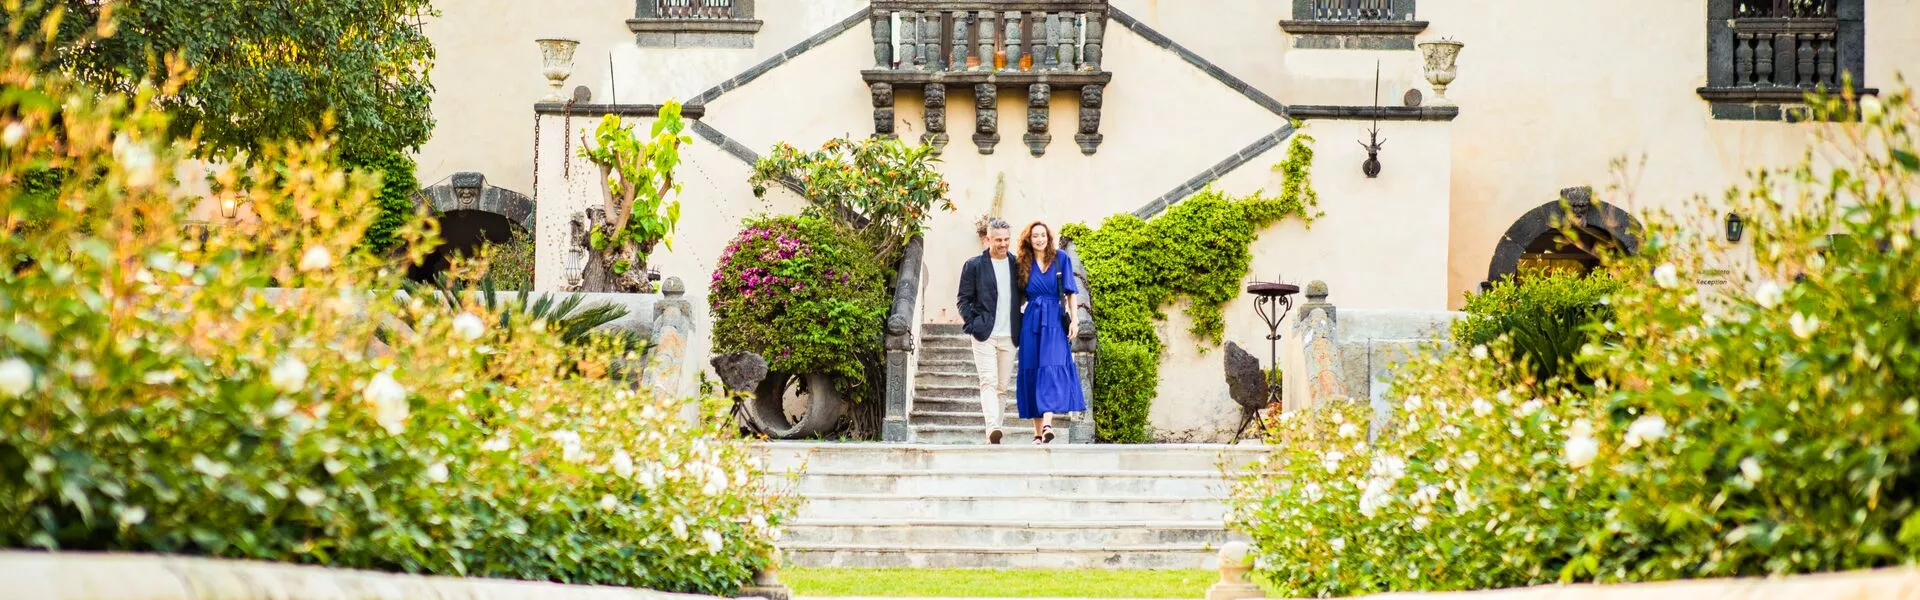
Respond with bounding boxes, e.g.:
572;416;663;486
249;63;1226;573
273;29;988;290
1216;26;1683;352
1062;127;1320;443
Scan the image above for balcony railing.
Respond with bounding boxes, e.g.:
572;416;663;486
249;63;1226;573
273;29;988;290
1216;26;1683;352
1729;18;1839;89
1308;0;1408;21
870;3;1108;73
1701;0;1865;120
650;0;739;19
1735;0;1837;18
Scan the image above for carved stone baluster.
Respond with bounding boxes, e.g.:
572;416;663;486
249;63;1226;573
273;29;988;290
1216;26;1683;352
871;11;893;69
1024;83;1050;156
973;84;999;154
899;11;918;70
952;11;970;71
1081;15;1104;72
1004;11;1023;71
870;82;895;139
978;11;996;71
1797;34;1815;87
1735;33;1755;86
1773;32;1796;88
1028;11;1045;71
1060;13;1079;70
924;83;949;154
1075;84;1103;155
919;12;938;70
1816;35;1836;87
1754;36;1774;86
1044;13;1062;70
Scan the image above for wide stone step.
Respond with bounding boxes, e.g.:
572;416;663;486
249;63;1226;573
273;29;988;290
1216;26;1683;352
918;347;975;363
796;494;1227;521
914;383;987;400
912;425;1090;445
912;410;1060;427
915;372;990;388
920;336;975;350
783;543;1222;570
923;323;965;336
908;398;1021;415
759;442;1269;473
784;519;1235;547
915;359;976;372
790;469;1231;496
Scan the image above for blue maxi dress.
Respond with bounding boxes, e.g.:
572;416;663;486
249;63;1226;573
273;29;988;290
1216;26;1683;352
1015;254;1089;419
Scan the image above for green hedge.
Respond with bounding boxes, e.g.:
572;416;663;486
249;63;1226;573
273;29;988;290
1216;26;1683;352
1231;85;1920;596
345;150;419;252
1453;270;1621;386
1091;340;1156;444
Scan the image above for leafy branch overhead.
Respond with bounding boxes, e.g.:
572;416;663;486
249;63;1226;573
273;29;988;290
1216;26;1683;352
748;136;953;259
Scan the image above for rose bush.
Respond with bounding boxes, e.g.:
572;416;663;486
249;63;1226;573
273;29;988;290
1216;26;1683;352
0;31;790;593
1232;81;1920;596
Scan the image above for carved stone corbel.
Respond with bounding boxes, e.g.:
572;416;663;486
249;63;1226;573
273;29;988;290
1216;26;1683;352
1024;83;1050;156
1076;84;1103;155
973;84;999;154
871;82;895;139
923;83;949;154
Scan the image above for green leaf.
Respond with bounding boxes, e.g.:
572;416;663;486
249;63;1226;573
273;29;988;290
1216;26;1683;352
1892;149;1920;172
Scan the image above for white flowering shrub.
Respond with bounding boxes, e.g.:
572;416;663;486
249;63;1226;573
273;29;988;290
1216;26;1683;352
1232;80;1920;596
0;32;790;593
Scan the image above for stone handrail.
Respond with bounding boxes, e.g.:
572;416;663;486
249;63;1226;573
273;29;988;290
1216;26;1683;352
0;551;726;600
1062;240;1098;444
882;235;928;442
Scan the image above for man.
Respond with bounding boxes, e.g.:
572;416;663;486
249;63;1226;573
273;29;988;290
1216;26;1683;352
956;219;1022;444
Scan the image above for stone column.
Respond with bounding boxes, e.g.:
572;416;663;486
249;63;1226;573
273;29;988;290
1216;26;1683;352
973;84;999;154
923;83;949;155
1023;83;1050;156
870;82;895;139
918;12;938;70
950;11;969;70
1081;15;1104;71
1004;11;1024;71
1287;280;1343;411
1075;84;1103;155
899;11;919;70
977;11;996;71
1028;11;1046;71
1043;13;1062;70
645;277;695;400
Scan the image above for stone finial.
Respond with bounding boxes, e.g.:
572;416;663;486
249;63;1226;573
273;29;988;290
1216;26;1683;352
1305;280;1329;302
1207;542;1263;600
662;276;685;296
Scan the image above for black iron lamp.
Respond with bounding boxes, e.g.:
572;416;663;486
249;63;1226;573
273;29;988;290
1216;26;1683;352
1725;212;1745;242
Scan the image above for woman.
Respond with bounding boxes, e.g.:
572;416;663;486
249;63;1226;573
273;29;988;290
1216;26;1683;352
1013;221;1088;444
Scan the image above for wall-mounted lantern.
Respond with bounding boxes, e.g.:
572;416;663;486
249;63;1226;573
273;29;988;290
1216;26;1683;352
1725;212;1745;243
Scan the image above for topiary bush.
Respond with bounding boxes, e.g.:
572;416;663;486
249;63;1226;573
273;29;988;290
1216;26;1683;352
1231;82;1920;596
0;34;789;593
1091;339;1156;444
1452;270;1621;386
1061;130;1319;442
709;213;889;396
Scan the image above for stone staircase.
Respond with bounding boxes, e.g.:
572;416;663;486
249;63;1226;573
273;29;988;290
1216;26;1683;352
762;442;1266;569
911;323;1057;444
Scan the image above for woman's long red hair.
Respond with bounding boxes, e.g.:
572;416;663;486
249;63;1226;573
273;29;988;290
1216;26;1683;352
1015;221;1058;290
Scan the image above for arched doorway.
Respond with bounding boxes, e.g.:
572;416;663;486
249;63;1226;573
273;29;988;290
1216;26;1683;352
407;172;536;283
1485;186;1642;285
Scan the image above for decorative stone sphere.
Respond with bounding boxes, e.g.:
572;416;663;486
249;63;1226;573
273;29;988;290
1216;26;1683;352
1219;541;1252;565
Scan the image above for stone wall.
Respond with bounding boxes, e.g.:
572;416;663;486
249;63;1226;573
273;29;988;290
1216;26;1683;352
1280;282;1461;430
1299;567;1920;600
0;551;726;600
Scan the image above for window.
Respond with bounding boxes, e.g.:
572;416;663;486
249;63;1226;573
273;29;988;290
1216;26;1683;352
1279;0;1425;50
630;0;762;48
1700;0;1869;121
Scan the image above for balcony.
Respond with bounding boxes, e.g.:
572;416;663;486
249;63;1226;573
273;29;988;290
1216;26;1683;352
1279;0;1426;50
629;0;762;48
864;1;1114;156
1700;0;1869;121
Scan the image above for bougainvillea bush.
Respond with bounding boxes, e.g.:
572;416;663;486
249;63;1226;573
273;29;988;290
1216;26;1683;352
1231;81;1920;596
709;214;888;394
0;29;788;593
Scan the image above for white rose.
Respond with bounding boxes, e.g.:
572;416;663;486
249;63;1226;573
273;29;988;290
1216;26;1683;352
1739;457;1764;483
1470;345;1489;360
1752;280;1784;309
1563;433;1599;469
1357;478;1393;517
362;369;409;435
600;494;619;511
2;122;25;147
612;450;635;478
1623;414;1668;449
451;312;486;341
1518;399;1545;417
269;356;308;394
1653;263;1680;289
670;516;689;540
1471;398;1493;416
481;436;509;452
299;245;334;272
1329;537;1346;552
0;358;34;398
1337;423;1359;438
296;488;326;506
702;529;725;553
117;505;147;526
1860;95;1885;120
425;462;449;483
1789;312;1819;339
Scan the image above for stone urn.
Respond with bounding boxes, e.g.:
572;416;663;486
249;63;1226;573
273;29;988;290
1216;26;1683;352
535;38;580;103
1418;39;1464;107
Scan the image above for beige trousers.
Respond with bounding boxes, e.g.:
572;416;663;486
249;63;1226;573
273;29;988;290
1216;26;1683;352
970;335;1014;430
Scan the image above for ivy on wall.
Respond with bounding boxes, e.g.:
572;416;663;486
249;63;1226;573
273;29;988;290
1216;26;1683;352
1061;128;1320;443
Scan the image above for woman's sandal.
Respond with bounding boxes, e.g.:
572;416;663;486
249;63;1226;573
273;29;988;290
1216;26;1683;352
1031;435;1044;445
1041;425;1056;444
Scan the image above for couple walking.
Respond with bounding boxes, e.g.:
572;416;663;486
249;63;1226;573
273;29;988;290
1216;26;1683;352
955;219;1087;445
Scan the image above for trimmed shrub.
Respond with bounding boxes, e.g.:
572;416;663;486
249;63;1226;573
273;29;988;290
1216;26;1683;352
1231;84;1920;596
345;150;420;252
1092;339;1156;444
0;40;788;593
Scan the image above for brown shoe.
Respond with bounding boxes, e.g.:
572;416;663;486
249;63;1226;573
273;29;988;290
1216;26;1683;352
988;429;1003;445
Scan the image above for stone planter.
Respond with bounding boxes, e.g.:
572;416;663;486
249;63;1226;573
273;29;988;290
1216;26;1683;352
747;371;846;439
1418;39;1463;107
535;38;579;103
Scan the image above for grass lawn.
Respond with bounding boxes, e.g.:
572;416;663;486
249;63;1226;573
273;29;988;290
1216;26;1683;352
783;568;1280;598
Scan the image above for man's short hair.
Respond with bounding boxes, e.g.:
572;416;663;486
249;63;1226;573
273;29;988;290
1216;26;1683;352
986;219;1012;233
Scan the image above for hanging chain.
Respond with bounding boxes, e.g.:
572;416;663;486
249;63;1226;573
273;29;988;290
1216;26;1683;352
562;99;574;178
531;112;542;201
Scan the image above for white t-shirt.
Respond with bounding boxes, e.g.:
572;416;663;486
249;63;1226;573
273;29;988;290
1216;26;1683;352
990;257;1012;338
